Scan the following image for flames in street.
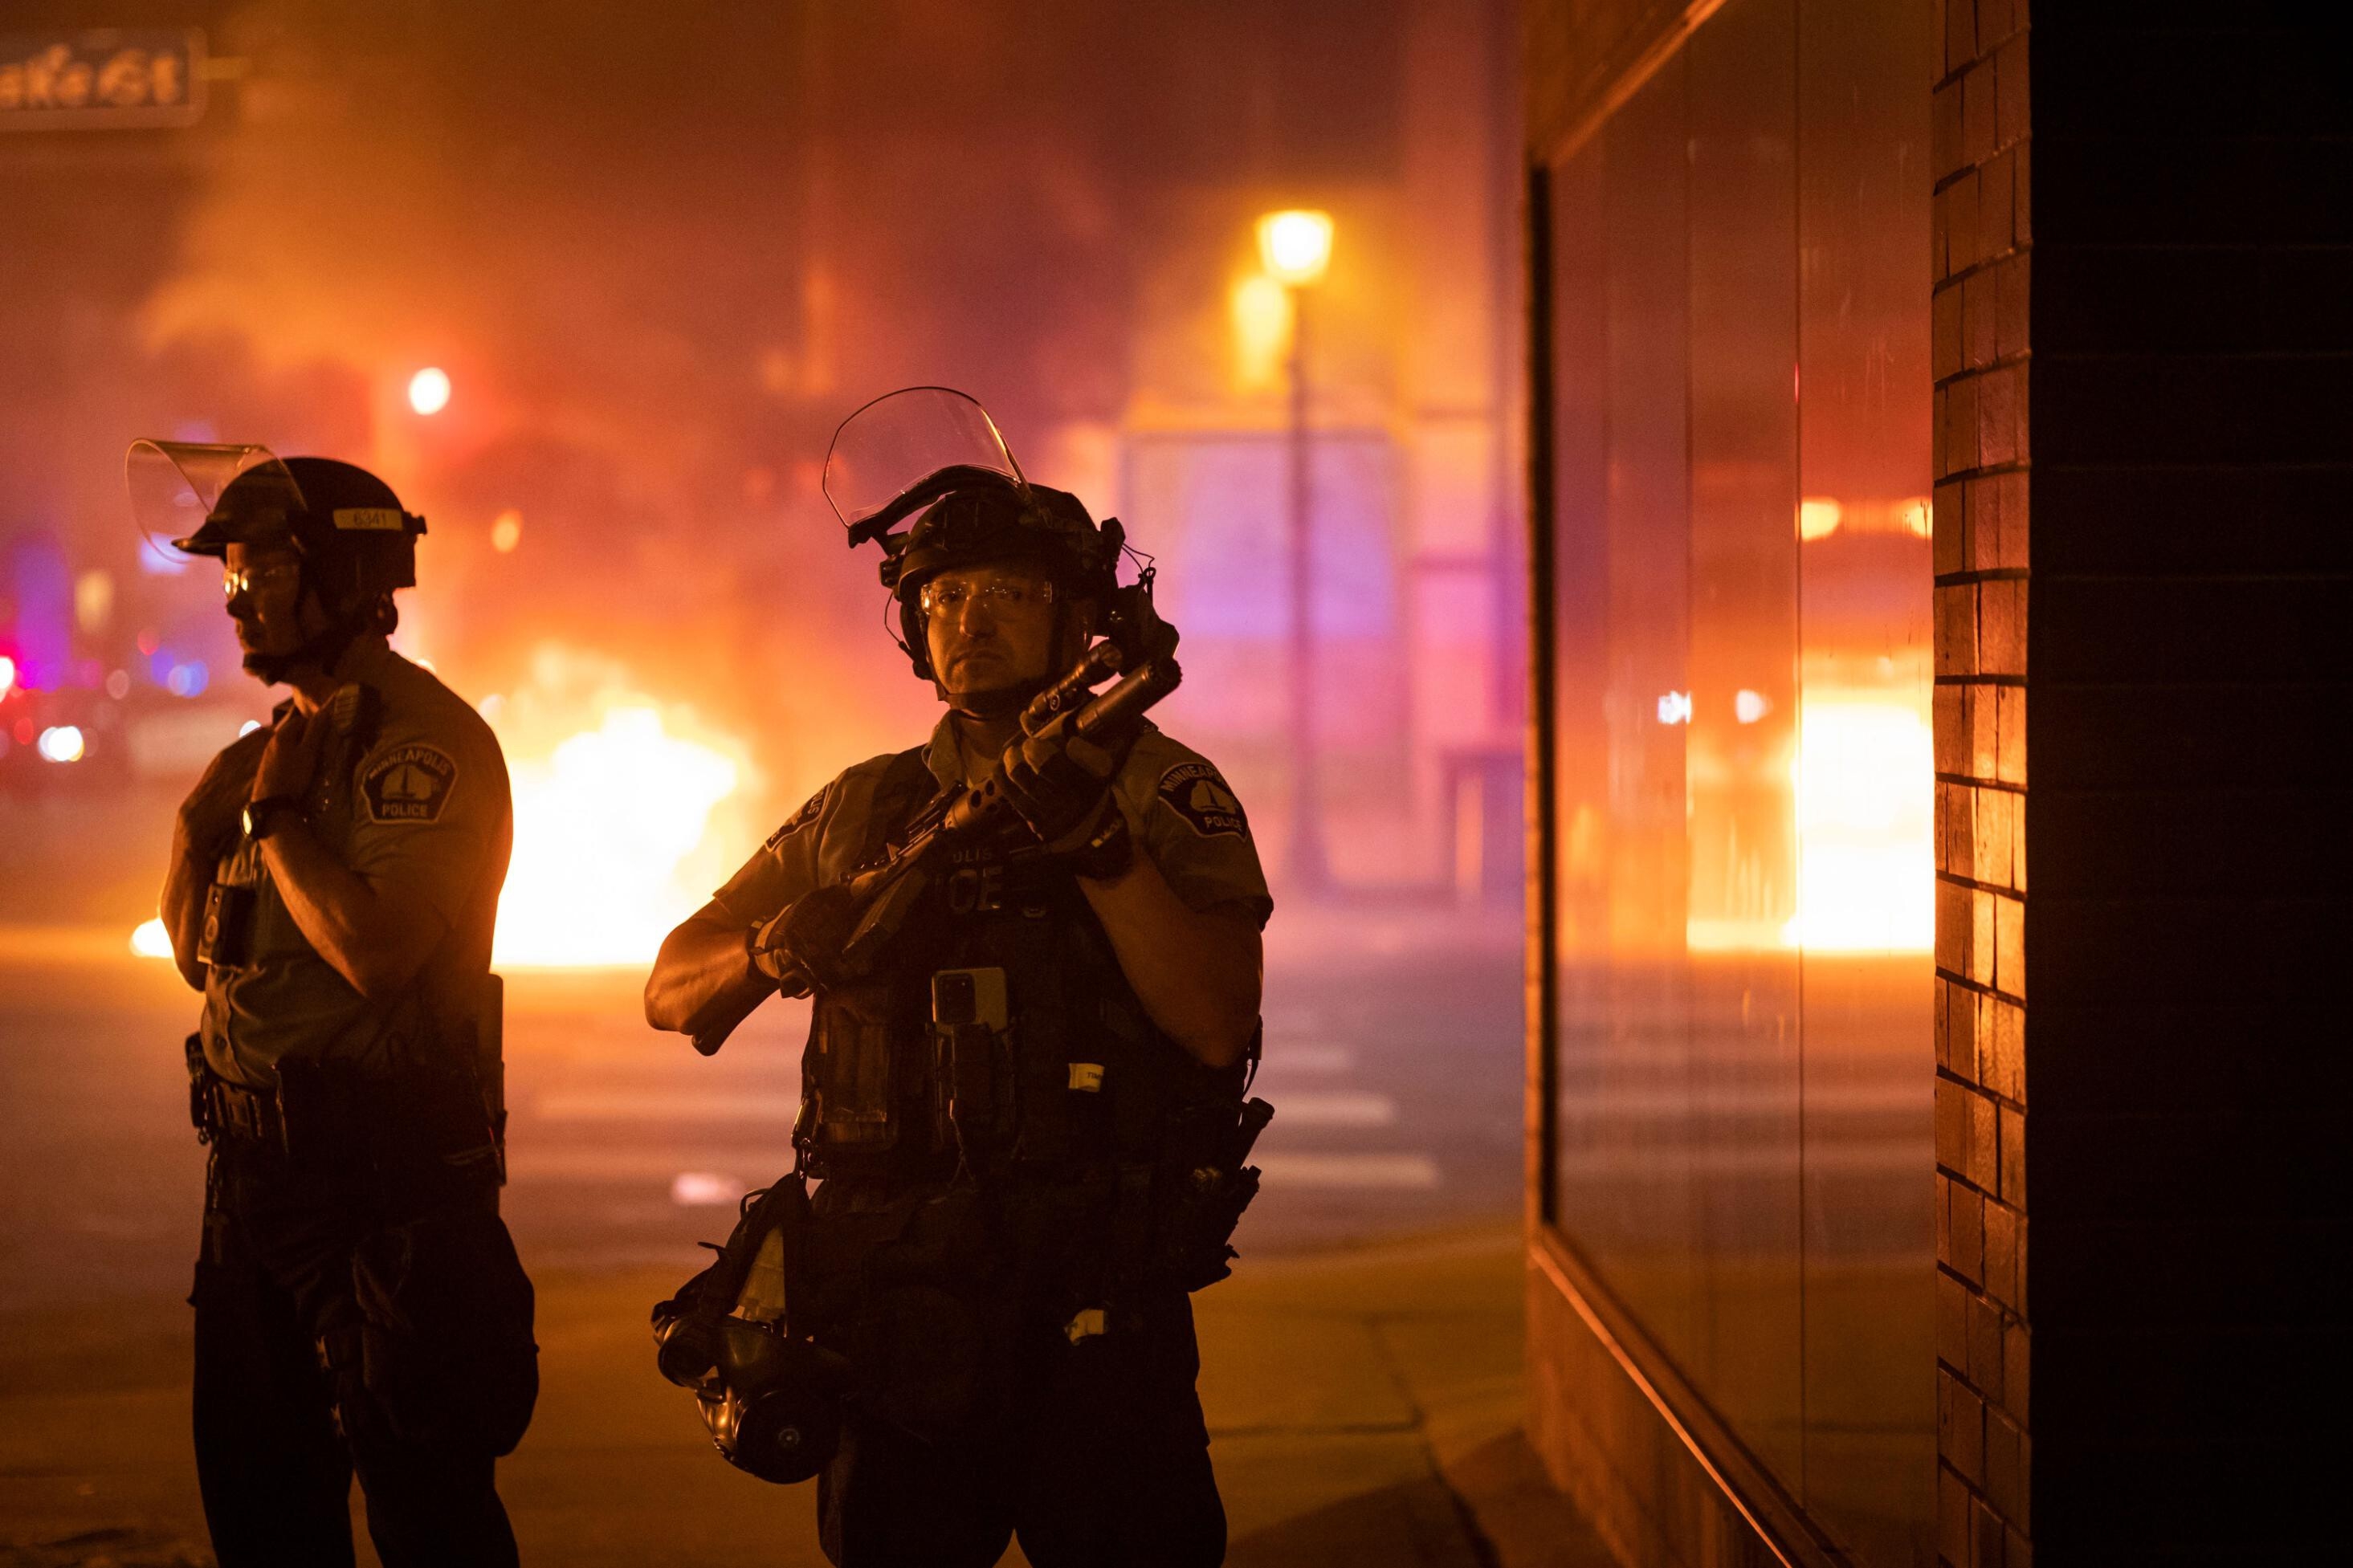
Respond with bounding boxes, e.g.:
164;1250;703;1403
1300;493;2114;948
132;647;756;971
491;704;741;967
485;650;749;968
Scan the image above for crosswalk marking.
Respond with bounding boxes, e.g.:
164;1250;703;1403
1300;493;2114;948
1255;1153;1442;1190
531;1090;798;1121
1258;1044;1356;1073
1264;1092;1397;1128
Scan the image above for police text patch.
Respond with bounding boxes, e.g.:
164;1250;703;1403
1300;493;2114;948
361;744;458;825
764;788;828;850
1157;762;1250;839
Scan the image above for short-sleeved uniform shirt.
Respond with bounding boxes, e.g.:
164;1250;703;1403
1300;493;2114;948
199;639;513;1089
712;715;1272;935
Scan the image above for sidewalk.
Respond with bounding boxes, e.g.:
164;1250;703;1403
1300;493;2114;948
0;1224;1606;1567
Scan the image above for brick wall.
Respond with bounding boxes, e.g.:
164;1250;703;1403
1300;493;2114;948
2023;6;2351;1558
1935;2;2353;1559
1929;1;2030;1565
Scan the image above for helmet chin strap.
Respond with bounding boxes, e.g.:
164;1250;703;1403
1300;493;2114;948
940;678;1046;721
241;575;370;687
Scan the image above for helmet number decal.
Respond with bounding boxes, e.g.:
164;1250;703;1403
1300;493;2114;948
362;744;458;825
333;507;407;531
1157;762;1249;839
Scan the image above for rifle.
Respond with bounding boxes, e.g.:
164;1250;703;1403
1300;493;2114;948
690;599;1180;1057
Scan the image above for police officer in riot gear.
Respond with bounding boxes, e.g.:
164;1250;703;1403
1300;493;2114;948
646;389;1270;1566
133;442;534;1568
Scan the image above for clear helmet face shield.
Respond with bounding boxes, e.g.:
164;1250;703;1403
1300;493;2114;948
823;387;1030;545
124;439;308;560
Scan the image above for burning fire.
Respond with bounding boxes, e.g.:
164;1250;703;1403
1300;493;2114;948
491;694;745;968
129;644;754;967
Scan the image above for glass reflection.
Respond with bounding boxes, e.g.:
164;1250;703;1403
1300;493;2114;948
1685;0;1803;1486
1544;0;1933;1558
1795;0;1936;1554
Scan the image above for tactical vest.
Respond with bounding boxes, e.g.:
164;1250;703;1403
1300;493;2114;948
797;748;1243;1187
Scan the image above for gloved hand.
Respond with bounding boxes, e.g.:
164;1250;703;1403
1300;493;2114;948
176;724;271;865
749;884;859;994
995;730;1122;853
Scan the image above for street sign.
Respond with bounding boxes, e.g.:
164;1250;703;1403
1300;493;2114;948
0;31;206;132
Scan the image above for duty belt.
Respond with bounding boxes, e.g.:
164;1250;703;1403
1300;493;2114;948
185;1034;284;1147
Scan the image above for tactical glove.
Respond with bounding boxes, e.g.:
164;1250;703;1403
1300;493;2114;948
749;884;859;994
995;731;1123;853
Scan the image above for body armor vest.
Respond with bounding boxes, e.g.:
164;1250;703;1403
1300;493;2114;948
797;748;1242;1187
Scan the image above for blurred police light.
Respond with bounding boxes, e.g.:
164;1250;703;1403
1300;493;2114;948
1656;691;1693;726
408;367;452;415
0;654;14;697
239;719;263;736
165;660;210;698
1735;689;1772;724
37;725;86;763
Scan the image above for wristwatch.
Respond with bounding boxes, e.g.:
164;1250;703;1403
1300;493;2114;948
243;795;306;841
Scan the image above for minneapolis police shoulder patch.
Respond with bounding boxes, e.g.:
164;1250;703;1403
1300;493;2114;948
1157;761;1250;839
361;743;458;825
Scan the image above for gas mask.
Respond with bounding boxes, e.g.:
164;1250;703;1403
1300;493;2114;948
650;1175;850;1485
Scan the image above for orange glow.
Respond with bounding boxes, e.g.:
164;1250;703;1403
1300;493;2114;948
1255;209;1334;287
487;649;749;967
124;672;747;969
1685;687;1933;955
407;366;451;415
1787;692;1934;951
1797;495;1932;541
490;509;523;552
1230;274;1292;389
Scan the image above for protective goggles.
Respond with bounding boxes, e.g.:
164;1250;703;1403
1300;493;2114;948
917;573;1057;621
222;559;303;603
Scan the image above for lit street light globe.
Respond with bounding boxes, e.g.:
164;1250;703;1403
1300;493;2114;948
408;366;452;416
1256;209;1334;287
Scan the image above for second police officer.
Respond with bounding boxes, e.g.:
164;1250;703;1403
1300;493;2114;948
131;442;536;1568
644;389;1272;1566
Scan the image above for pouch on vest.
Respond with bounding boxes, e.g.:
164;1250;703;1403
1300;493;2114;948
808;981;899;1151
1144;1094;1275;1293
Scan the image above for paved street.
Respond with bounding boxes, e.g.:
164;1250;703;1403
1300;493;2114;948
0;902;1544;1568
0;905;1524;1313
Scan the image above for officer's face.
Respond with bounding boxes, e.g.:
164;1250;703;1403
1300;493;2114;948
923;563;1062;697
222;542;326;661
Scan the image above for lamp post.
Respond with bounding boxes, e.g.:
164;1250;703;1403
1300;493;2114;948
1256;209;1335;896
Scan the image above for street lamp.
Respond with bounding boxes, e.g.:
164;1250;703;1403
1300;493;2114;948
1255;209;1335;896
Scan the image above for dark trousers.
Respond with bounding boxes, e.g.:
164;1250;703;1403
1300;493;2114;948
816;1293;1225;1568
190;1142;519;1568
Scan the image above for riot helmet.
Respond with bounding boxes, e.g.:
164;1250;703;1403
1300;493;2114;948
823;389;1125;695
126;440;426;681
